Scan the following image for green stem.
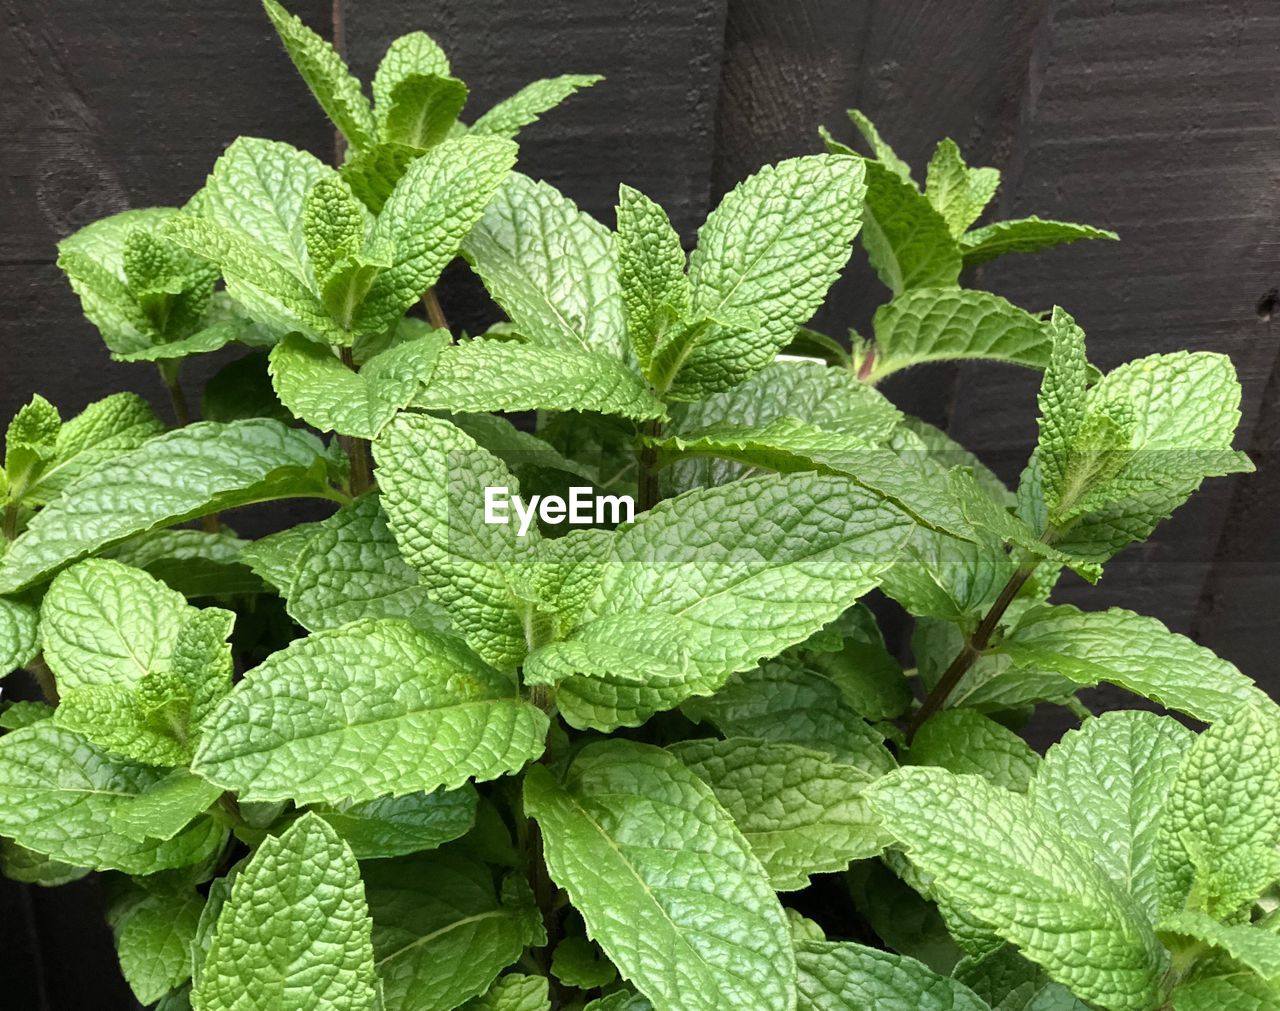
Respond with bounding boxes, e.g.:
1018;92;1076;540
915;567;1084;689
158;361;191;427
337;347;373;495
637;419;664;512
2;503;19;542
907;559;1036;741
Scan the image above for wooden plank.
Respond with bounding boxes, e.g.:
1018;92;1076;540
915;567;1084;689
945;0;1280;642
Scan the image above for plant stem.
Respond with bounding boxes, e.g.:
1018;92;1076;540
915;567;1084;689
422;288;450;333
906;560;1036;741
337;347;373;495
637;419;664;512
27;655;59;706
158;361;191;427
2;503;18;542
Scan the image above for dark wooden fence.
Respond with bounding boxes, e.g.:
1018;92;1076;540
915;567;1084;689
2;1;1278;1005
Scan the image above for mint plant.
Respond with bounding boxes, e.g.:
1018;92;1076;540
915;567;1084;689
0;5;1276;1010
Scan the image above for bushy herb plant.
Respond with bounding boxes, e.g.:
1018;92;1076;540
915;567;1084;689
1;5;1276;1010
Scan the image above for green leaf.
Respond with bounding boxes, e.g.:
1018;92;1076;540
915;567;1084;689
857;159;961;294
106;529;263;599
20;393;164;506
672;737;887;891
526;471;913;729
0;594;39;675
39;558;190;691
525;741;795;1011
925;139;1000;238
355;136;516;334
1159;910;1280;980
868;288;1051;381
373;32;451;127
960;216;1118;267
364;852;542;1011
340;142;423;214
316;786;477;859
0;420;337;594
1170;973;1279;1011
56;680;190;767
193;619;548;804
269;330;446;438
1034;309;1089;517
192;813;376;1011
462;173;627;358
583;994;652;1011
684;155;865;392
1156;704;1280;920
1030;711;1191;922
0;700;53;730
997;605;1270;723
382;73;469;149
375;413;541;670
868;766;1165;1011
302;177;367;287
908;710;1039;793
551;936;617;989
615;184;690;370
463;974;551;1011
470;74;602;139
684;659;896;773
0;836;88;886
0;721;225;873
109;769;223;842
113;883;204;1004
842;110;916;184
5;394;61;475
795;940;990;1011
262;0;376;149
412;339;665;419
285;493;450;634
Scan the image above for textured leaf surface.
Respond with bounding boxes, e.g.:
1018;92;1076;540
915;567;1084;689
114;885;204;1004
525;741;795;1011
0;420;336;593
462;973;550;1011
375;413;540;669
869;288;1050;381
0;722;224;874
998;605;1270;723
869;766;1164;1011
193;814;376;1011
1170;973;1279;1011
194;619;547;804
318;786;477;859
381;72;468;149
672;737;886;890
856;159;961;293
925;138;1000;238
365;852;541;1011
795;940;990;1011
109;769;223;842
373;32;450;123
412;339;663;419
470;74;602;139
1035;310;1088;517
960;216;1117;267
615;184;690;369
1158;910;1280;981
908;710;1039;793
686;155;864;388
269;331;446;438
40;558;190;690
462;173;626;358
1030;711;1190;922
0;594;39;675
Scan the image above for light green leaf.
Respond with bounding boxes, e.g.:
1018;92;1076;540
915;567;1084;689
56;680;191;767
1170;973;1279;1011
868;288;1050;381
412;339;664;419
582;993;652;1011
317;786;477;859
0;836;88;886
925;139;1000;238
109;769;223;842
997;605;1270;723
960;216;1117;267
0;594;39;675
1159;911;1280;981
615;183;689;370
868;766;1165;1011
551;935;616;989
463;973;551;1011
0;420;337;594
840;110;915;183
262;0;375;149
285;493;450;633
193;619;548;804
525;741;795;1011
685;155;865;391
1034;309;1088;516
114;884;204;1004
193;813;376;1011
339;142;422;214
462;173;627;358
0;721;225;874
1156;704;1280;920
672;737;887;891
365;853;542;1011
373;32;451;127
269;330;446;438
1030;711;1191;922
0;700;53;730
908;710;1039;793
302;176;367;288
857;159;961;294
355;136;516;334
470;74;602;139
382;73;468;149
374;413;541;670
40;558;190;691
239;521;326;592
795;940;990;1011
